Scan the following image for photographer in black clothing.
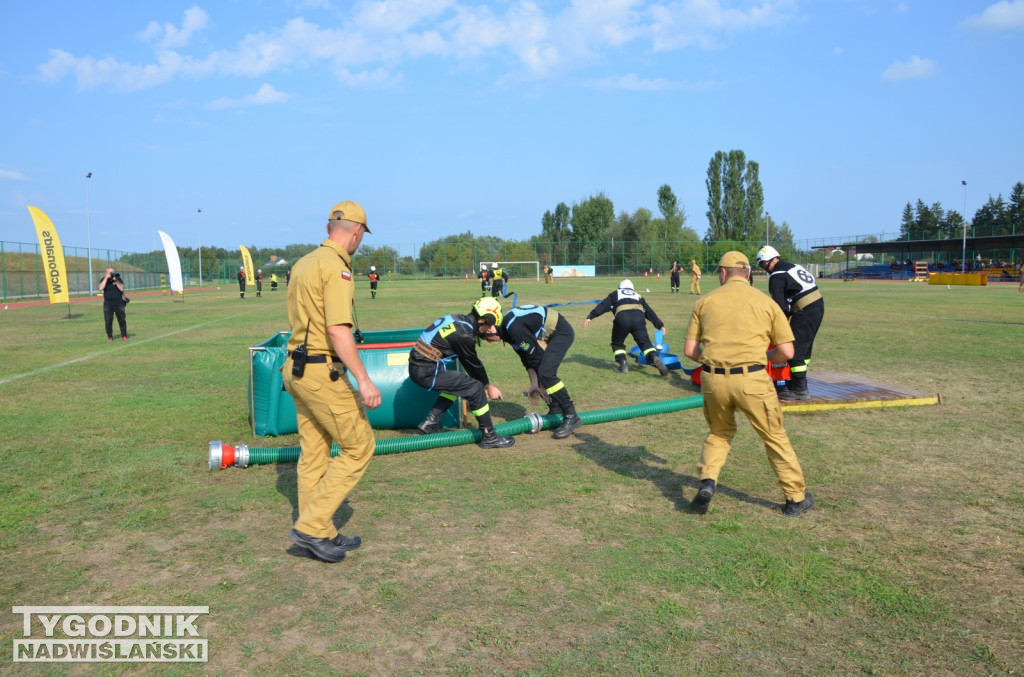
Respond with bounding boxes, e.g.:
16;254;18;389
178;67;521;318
99;267;128;341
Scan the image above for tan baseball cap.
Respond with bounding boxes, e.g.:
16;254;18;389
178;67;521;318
717;250;750;269
328;200;370;233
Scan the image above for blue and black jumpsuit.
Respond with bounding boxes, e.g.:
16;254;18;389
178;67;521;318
408;313;496;430
498;305;577;416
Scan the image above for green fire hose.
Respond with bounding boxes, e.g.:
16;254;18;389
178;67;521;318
209;394;704;469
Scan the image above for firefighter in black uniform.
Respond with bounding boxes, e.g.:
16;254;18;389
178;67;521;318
755;245;825;400
583;279;669;376
490;265;509;298
481;303;581;439
478;265;492;297
237;266;246;299
368;266;380;299
255;269;263;297
669;260;682;293
409;299;515;449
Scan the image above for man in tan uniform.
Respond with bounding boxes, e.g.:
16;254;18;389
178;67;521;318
689;259;702;294
683;251;814;517
282;200;383;562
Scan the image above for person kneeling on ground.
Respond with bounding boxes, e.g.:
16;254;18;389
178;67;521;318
583;279;669;376
408;298;514;449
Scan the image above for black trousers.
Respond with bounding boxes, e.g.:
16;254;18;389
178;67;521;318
789;299;824;370
491;279;504;297
670;273;680;288
409;359;488;416
104;302;127;338
534;315;575;409
611;311;655;355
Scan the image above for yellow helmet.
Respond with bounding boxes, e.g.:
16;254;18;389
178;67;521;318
471;297;503;326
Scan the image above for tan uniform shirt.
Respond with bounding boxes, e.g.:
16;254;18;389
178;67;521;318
286;239;355;355
685;276;794;368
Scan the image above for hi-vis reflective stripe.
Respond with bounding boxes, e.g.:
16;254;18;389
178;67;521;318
472;403;489;416
790;364;808;373
643;347;656;355
613;349;627;357
546;381;565;395
441;393;457;401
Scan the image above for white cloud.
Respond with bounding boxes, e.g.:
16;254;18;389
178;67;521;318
36;1;800;91
649;0;799;51
881;55;935;82
960;0;1024;31
139;6;210;49
0;169;29;181
207;83;293;109
590;73;674;91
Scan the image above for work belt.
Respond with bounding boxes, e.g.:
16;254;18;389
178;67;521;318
703;364;765;375
290;352;344;365
791;290;823;313
613;305;642;317
413;338;443;361
542;309;560;339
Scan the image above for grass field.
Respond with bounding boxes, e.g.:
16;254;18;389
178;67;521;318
1;276;1022;675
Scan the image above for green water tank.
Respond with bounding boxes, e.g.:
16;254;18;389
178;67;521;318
248;329;463;436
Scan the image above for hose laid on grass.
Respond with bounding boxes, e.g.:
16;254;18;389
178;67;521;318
209;394;704;470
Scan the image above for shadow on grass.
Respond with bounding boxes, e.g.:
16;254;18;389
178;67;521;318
274;461;356;560
570;431;778;513
566;353;700;392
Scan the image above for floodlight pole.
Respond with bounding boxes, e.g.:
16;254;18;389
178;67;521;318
961;180;968;273
86;172;93;296
197;208;203;287
765;211;770;246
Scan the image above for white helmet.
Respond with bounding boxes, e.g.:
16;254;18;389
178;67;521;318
619;279;633;290
370;265;376;272
756;246;780;264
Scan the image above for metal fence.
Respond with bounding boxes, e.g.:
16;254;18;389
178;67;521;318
3;234;1016;301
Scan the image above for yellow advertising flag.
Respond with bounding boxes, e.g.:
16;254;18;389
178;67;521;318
239;246;255;287
27;206;70;305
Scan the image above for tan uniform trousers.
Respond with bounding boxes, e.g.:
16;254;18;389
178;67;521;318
690;274;701;294
283;360;375;539
698;368;806;502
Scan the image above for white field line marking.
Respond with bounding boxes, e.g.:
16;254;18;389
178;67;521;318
0;310;259;387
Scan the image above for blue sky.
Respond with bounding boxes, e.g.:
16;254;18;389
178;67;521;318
2;1;1022;254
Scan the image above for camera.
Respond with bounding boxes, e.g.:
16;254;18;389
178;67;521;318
291;344;307;377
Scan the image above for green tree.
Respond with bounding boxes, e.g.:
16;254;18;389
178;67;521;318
899;202;915;240
971;194;1008;237
705;150;763;241
1008;182;1024;233
570;192;615;245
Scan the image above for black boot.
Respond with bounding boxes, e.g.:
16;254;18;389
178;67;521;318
615;356;629;374
651;355;669;377
546;400;563;417
478;427;515;449
691;479;715;514
552;404;581;439
779;374;810;401
417;411;442;434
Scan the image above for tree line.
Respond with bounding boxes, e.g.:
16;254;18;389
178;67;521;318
899;182;1024;241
